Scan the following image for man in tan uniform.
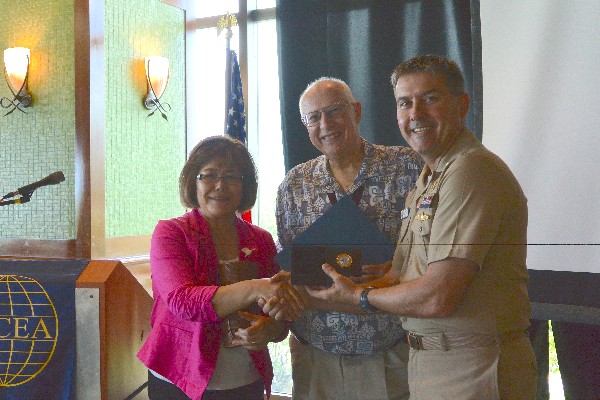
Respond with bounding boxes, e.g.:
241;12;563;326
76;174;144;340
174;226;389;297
307;55;537;399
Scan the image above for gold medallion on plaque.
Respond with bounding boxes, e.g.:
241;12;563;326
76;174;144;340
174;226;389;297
335;253;353;269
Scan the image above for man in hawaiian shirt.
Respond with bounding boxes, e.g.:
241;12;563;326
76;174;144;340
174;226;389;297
273;77;422;400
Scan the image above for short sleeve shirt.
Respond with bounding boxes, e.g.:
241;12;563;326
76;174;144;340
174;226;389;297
277;139;422;354
394;129;531;336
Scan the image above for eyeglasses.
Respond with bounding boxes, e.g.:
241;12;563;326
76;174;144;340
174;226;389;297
196;173;244;185
302;103;353;127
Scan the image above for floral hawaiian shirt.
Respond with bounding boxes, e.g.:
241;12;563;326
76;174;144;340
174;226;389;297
276;139;422;355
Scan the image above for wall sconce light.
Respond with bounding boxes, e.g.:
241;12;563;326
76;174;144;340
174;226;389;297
2;47;32;116
143;56;170;120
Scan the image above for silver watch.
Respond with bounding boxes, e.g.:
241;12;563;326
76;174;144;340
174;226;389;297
359;286;377;313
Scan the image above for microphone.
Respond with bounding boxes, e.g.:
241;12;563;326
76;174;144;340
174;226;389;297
2;171;65;199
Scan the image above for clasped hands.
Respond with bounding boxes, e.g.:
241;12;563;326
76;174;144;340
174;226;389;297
258;261;390;321
256;271;306;321
228;263;389;349
227;275;306;349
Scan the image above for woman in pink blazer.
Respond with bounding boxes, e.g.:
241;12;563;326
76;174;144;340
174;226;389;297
138;136;303;400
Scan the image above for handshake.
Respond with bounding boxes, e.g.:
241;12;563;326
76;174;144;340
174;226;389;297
257;261;391;321
257;271;307;321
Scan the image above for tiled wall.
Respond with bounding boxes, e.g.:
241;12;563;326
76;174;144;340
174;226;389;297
0;0;77;239
104;0;186;237
0;0;186;240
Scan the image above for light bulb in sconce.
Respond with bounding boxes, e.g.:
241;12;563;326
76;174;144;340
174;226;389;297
1;47;32;116
144;56;171;120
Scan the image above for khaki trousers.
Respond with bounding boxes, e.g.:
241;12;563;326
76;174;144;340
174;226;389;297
407;335;537;400
290;335;410;400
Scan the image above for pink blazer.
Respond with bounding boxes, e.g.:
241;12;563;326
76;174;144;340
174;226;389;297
137;209;281;400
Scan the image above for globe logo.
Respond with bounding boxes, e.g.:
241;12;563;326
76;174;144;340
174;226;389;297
0;275;58;387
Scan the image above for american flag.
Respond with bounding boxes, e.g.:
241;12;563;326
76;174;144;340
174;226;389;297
226;50;252;223
226;50;247;145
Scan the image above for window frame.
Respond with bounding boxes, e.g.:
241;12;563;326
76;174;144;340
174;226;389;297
188;3;291;399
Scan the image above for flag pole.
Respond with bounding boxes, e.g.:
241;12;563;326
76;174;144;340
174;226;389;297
217;12;251;222
218;12;238;135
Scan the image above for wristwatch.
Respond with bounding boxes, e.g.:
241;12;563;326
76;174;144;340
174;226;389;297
359;286;378;314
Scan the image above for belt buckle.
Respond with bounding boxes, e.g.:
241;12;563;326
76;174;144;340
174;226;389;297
407;332;424;350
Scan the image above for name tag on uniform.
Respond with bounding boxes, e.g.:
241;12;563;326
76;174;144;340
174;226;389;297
400;208;410;220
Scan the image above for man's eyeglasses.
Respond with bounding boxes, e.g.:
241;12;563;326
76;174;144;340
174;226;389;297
197;173;244;185
302;103;353;127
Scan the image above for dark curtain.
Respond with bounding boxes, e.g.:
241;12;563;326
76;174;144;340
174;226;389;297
276;0;482;172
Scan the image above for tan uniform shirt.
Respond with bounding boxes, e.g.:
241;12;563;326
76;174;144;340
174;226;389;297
392;129;537;399
394;128;531;336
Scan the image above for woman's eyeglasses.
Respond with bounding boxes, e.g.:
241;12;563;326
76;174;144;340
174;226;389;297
196;173;243;185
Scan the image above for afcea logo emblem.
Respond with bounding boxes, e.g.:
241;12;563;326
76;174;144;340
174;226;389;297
0;275;58;386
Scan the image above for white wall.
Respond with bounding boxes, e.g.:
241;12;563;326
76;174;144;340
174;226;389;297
480;1;600;272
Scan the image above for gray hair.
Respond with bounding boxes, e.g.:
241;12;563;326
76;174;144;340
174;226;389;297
298;77;357;114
